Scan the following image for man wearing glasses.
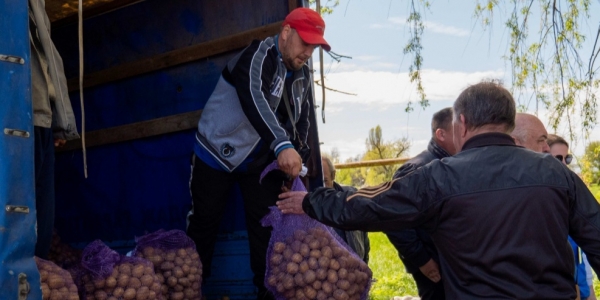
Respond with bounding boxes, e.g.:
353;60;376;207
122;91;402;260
547;134;573;165
547;134;597;300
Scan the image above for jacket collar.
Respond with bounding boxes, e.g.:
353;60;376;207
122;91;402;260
461;132;516;152
427;138;451;159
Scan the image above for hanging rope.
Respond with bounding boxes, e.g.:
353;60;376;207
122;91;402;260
78;0;87;178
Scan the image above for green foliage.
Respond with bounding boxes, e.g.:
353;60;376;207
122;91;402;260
581;141;600;185
367;233;418;299
403;0;431;113
473;0;600;140
362;125;410;186
308;0;339;15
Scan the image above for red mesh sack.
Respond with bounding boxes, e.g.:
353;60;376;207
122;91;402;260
260;162;372;300
132;229;202;300
35;256;79;300
74;239;164;300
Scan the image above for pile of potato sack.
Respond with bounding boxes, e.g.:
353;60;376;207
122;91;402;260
39;229;202;300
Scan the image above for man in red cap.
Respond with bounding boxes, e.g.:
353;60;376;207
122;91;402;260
186;7;330;300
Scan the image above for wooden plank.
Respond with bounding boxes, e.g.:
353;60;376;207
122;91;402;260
67;22;282;92
57;110;202;152
49;0;143;28
288;0;298;12
334;158;410;169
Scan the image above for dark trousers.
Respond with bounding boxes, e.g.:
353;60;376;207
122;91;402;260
411;270;446;300
34;126;55;259
186;155;280;300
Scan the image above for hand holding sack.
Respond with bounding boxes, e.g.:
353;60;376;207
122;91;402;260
35;256;79;300
260;163;373;300
73;240;164;300
132;229;202;300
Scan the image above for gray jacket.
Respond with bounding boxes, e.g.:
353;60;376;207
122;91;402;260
196;36;311;172
29;0;79;140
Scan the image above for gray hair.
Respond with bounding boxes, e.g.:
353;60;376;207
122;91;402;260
321;156;335;177
453;81;516;132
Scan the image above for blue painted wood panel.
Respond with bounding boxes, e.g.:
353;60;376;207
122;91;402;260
0;0;42;298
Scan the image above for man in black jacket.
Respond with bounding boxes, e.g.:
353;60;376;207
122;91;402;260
386;107;456;300
277;81;600;299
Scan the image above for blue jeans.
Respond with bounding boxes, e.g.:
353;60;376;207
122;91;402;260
34;126;55;259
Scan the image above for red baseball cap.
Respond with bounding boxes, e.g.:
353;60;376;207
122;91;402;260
283;7;331;52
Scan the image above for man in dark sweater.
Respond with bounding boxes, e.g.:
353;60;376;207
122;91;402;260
386;107;456;300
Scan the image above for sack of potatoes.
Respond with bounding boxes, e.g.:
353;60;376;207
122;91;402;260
35;256;79;300
259;175;373;300
132;229;202;300
48;229;82;269
72;239;165;300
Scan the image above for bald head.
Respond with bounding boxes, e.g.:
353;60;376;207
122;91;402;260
511;113;550;153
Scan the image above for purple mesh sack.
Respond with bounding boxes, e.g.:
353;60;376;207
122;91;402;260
35;256;79;300
74;239;164;300
260;162;372;300
132;229;202;300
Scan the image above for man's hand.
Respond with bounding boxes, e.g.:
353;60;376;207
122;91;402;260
277;191;308;214
54;138;66;148
419;259;441;283
277;148;302;178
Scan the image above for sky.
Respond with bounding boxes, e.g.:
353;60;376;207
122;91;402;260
311;0;600;162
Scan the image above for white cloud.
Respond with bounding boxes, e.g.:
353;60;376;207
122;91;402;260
374;17;470;37
315;68;506;107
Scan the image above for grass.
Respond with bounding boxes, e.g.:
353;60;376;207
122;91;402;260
368;233;600;299
367;233;417;299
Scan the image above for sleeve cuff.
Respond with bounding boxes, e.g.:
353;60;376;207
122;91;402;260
275;143;294;157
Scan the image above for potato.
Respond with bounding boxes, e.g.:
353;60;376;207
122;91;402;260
317;290;328;300
299;261;309;273
105;276;117;288
117;274;130;288
304;286;318;299
329;259;341;271
316;268;328;281
270;253;283;265
346;272;356;284
165;251;176;262
327;270;338;283
167;276;178;287
338;268;348;279
136;286;149;300
283;248;294;261
47;275;65;289
132;264;145;278
294;273;305;286
291;253;304;264
300;243;310;257
312;279;322;290
276;283;285;293
295;288;306;299
308;239;321;250
293;230;307;241
112;287;125;297
304;270;316;285
171;291;184;300
321;281;333;294
310;249;322;258
128;277;142;289
267;275;277;287
282;274;294;290
286;262;299;274
336;279;350;290
118;264;132;276
273;242;286;254
93;279;105;289
333;289;349;300
321;246;333;259
318;256;330;268
307;257;319;270
291;240;302;252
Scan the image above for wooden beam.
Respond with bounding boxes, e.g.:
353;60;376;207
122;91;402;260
334;158;410;169
289;0;298;12
67;22;282;92
57;110;202;152
50;0;143;28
